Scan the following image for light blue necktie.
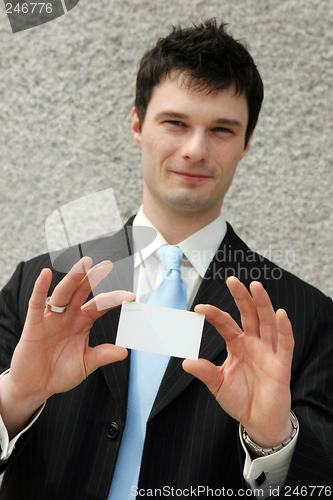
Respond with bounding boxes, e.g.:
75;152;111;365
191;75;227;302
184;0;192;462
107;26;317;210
108;245;187;499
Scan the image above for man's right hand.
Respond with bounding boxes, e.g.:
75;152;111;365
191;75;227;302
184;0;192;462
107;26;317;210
0;257;134;439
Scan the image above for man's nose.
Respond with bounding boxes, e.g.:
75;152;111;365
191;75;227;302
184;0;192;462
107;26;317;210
180;131;209;163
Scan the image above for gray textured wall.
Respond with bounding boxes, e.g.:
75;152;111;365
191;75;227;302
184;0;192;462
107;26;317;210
1;0;332;296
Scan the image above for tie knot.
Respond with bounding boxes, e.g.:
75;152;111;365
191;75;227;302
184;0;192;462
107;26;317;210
155;245;183;273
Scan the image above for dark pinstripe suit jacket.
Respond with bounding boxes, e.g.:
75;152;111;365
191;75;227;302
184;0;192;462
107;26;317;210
0;222;332;499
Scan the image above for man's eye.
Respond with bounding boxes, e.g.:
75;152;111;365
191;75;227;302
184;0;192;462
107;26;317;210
167;120;183;126
215;127;233;133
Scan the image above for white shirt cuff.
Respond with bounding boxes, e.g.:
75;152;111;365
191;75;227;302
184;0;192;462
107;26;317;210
240;421;299;498
0;369;46;462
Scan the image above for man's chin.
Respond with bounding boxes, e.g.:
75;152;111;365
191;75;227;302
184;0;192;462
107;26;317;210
164;193;215;213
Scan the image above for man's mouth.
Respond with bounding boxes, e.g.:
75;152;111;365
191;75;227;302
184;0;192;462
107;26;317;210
172;171;212;184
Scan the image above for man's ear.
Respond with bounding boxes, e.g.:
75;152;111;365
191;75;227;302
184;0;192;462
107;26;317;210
131;107;142;149
241;130;254;159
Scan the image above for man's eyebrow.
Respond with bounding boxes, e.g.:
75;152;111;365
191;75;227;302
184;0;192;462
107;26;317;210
154;111;244;129
215;118;244;129
154;111;189;121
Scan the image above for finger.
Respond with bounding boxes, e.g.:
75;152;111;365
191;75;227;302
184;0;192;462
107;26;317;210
48;257;92;310
182;358;223;397
249;281;278;346
81;290;136;317
194;304;243;343
85;344;128;375
226;277;259;337
276;309;294;362
26;268;53;324
68;260;114;310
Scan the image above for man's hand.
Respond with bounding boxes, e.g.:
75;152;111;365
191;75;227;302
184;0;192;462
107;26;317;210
0;257;135;439
183;276;294;449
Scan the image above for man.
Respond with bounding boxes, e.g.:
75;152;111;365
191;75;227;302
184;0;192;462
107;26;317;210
0;19;332;499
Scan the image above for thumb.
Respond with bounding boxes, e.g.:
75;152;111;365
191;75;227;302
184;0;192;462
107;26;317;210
182;358;224;397
85;344;128;375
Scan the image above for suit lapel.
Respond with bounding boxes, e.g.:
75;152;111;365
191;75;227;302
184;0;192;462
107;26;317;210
87;222;135;416
90;307;130;416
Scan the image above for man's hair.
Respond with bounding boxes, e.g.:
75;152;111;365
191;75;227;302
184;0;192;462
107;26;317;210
135;19;264;147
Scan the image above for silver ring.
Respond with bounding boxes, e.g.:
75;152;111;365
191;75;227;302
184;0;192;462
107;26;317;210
45;297;68;313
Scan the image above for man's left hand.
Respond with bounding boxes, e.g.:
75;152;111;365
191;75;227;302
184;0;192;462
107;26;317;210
183;276;294;448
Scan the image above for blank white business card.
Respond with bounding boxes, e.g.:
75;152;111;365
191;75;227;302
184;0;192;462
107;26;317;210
116;302;205;360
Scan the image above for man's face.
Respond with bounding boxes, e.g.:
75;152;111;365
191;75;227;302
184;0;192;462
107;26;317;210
131;74;252;220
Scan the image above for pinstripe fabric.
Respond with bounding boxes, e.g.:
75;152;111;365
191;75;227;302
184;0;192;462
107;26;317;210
0;222;332;499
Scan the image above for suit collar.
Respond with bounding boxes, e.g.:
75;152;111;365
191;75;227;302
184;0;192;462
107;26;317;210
133;206;227;278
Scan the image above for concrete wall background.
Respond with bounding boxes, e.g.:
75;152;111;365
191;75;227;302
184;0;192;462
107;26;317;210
0;0;332;296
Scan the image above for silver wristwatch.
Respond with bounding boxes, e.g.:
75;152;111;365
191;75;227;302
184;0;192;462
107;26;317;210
242;410;298;457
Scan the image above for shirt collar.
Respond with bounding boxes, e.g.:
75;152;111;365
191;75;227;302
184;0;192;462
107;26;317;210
133;206;227;278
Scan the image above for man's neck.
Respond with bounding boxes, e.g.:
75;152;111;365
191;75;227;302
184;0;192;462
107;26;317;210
142;202;222;245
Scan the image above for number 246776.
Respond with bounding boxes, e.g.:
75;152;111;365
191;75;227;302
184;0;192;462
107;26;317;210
6;3;53;14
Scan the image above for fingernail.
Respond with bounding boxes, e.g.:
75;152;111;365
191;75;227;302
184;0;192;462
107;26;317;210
95;260;112;267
